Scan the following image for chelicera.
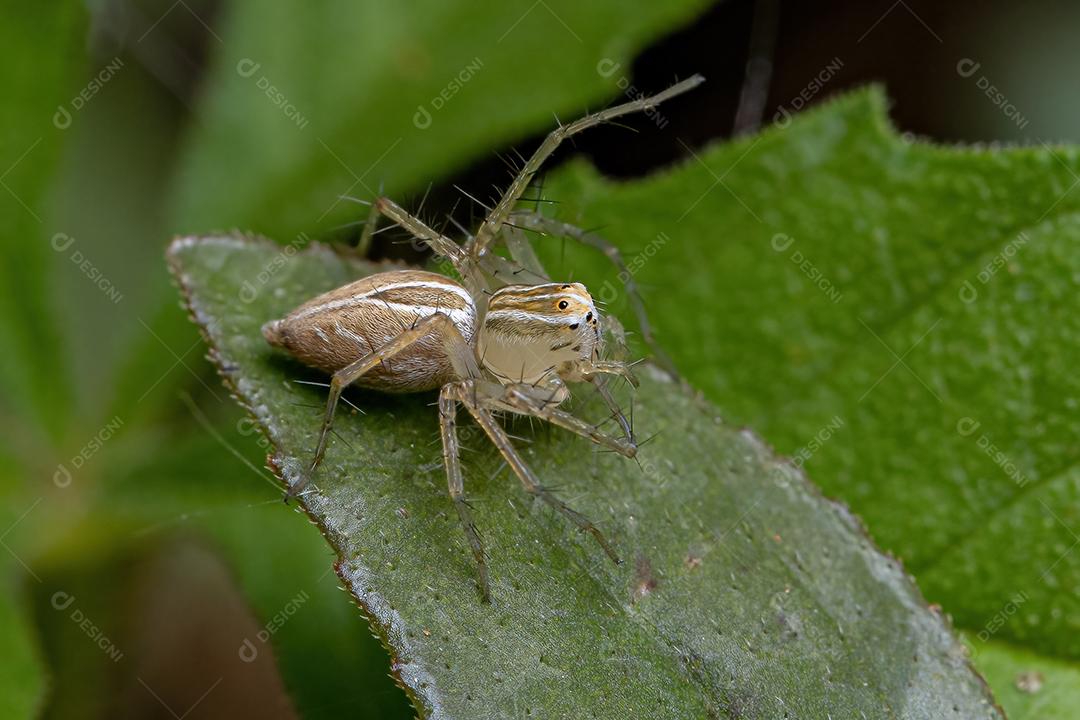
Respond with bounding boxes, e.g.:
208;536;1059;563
262;75;703;601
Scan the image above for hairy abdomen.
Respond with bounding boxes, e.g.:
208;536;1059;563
263;269;476;392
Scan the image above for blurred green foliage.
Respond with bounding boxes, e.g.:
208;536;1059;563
2;0;1077;717
545;90;1080;719
0;0;716;717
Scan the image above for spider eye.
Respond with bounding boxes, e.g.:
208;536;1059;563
558;300;569;310
586;312;593;322
569;323;579;330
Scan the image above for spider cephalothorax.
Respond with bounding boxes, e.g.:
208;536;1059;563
479;282;602;384
263;74;703;601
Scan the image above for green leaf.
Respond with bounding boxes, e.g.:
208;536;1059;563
69;415;413;720
970;637;1080;719
541;88;1080;717
11;3;725;716
0;575;45;719
0;0;82;439
169;0;712;236
168;234;1001;718
0;2;84;716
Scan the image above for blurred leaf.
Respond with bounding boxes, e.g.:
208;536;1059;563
169;0;712;237
0;1;82;440
0;453;47;719
168;234;1001;719
0;577;46;719
970;637;1080;719
0;2;84;717
66;416;413;720
14;2;729;716
542;88;1080;717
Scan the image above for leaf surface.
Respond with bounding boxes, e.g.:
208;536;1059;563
543;87;1080;718
169;234;1001;719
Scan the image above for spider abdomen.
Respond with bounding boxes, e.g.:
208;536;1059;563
263;269;476;392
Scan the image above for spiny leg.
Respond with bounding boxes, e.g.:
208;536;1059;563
556;358;639;388
501;225;549;282
356;193;381;256
331;194;380;257
455;382;621;565
441;207;549;289
590;377;636;447
293;313;473;498
475;247;548;289
439;383;491;602
489;382;637;459
471;74;705;256
374;196;486;294
511;211;679;378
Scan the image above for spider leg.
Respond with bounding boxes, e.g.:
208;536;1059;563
589;377;636;448
501;225;549;281
292;312;475;497
439;383;491;602
373;196;485;294
556;358;639;388
356;192;381;256
456;381;622;565
511;211;679;378
470;74;704;256
474;248;548;288
494;383;637;458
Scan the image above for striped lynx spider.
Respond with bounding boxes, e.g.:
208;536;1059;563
263;75;703;601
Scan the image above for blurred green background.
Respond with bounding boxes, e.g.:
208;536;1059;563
2;0;1078;717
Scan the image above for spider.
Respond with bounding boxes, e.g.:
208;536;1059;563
262;75;704;601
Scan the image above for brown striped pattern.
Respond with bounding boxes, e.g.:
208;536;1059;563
263;269;476;392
